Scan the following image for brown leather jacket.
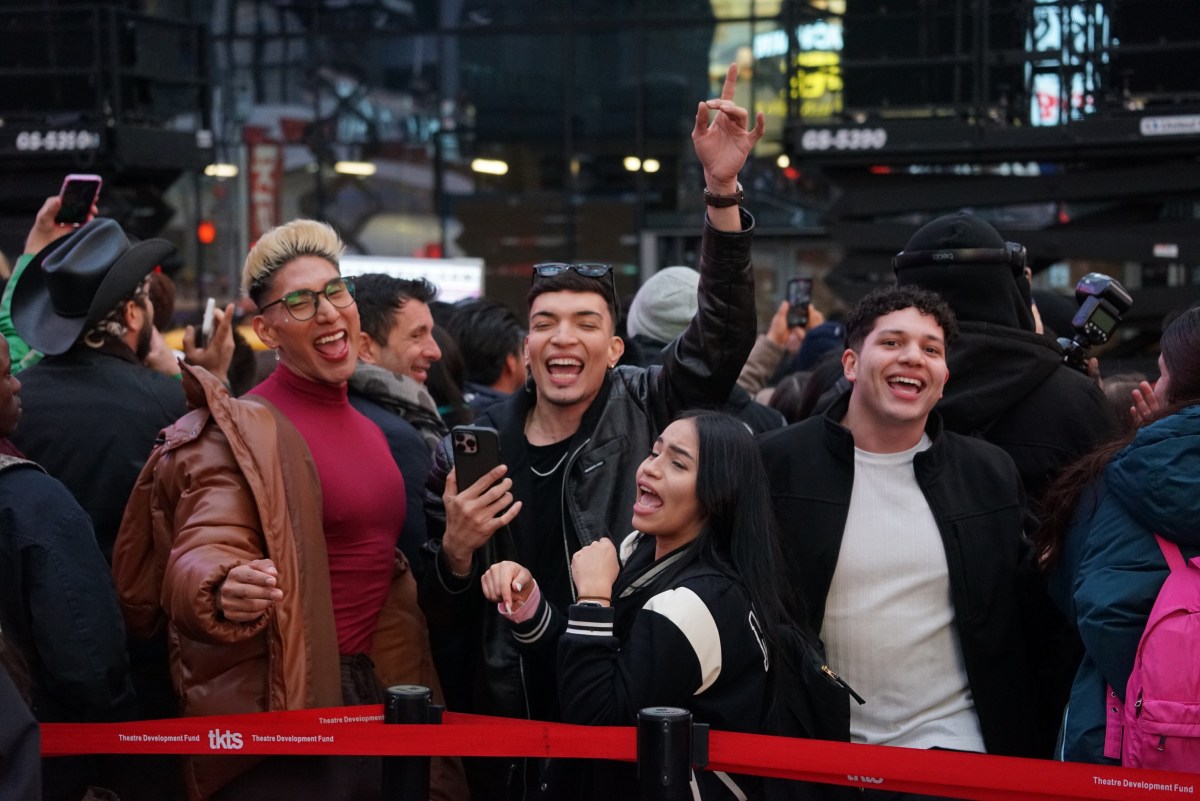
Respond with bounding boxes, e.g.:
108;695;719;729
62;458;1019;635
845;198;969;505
114;365;459;801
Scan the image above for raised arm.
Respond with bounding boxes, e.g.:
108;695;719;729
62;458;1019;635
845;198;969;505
692;64;765;233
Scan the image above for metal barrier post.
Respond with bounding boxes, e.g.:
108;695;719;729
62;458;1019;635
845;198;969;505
382;684;440;801
637;706;695;801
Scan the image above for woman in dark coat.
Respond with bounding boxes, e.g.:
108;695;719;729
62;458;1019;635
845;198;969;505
1036;306;1200;764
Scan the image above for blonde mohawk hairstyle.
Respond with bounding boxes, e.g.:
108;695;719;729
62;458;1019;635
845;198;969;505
243;219;346;305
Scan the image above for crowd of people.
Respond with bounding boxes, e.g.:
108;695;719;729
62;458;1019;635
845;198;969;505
1;63;1196;801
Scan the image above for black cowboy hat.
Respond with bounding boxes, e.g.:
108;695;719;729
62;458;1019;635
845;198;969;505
11;218;175;355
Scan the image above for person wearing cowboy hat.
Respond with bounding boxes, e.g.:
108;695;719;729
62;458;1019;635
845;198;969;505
6;220;237;800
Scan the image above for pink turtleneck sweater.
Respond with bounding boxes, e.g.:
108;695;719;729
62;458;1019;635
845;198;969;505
251;363;405;655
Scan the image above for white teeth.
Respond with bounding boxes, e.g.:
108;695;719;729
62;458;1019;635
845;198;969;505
315;332;344;345
548;358;581;367
890;376;922;387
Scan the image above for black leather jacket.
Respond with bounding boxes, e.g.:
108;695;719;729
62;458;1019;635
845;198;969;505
419;210;756;799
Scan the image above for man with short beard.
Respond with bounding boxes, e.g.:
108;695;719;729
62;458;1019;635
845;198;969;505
7;218;234;785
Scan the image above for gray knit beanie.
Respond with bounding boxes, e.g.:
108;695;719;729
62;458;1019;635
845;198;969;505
626;266;700;344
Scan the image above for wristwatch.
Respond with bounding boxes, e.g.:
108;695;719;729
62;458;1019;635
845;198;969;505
703;182;744;208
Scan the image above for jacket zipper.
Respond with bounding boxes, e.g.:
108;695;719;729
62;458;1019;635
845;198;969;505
559;438;590;600
821;664;866;705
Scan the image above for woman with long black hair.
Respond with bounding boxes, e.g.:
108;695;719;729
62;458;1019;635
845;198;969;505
482;410;827;800
1035;306;1200;764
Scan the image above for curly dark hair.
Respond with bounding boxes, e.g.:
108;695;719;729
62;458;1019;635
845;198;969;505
843;285;959;352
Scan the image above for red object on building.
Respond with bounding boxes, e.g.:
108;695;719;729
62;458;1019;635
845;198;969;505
244;126;283;242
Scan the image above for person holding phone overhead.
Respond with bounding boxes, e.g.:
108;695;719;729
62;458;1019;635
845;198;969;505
1;192;234;377
421;64;762;800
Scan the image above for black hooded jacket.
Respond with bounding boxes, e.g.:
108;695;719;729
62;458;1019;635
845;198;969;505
937;320;1117;506
895;255;1118;507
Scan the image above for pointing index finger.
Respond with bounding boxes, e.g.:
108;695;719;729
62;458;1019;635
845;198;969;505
720;63;738;101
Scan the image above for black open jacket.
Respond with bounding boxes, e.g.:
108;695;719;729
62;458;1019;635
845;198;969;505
758;393;1040;758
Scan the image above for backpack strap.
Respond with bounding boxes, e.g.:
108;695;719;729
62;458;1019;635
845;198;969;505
1103;685;1125;760
1154;533;1189;573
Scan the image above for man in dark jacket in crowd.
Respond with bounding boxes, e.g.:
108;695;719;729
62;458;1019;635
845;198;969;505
349;273;449;451
447;297;527;413
761;286;1038;777
420;64;763;801
6;215;232;798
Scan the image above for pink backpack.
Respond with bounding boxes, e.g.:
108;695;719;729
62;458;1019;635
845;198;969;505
1105;534;1200;770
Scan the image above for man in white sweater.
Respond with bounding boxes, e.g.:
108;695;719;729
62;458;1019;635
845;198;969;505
760;285;1037;783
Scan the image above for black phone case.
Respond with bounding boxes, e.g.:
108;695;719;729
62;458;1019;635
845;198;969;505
56;180;101;224
452;425;503;490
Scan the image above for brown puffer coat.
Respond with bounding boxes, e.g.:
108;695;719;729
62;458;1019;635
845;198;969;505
114;364;464;801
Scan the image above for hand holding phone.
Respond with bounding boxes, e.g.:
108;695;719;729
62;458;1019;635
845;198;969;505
54;174;102;225
786;277;813;329
197;298;216;348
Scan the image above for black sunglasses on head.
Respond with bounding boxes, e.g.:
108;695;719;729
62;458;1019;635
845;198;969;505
531;262;619;318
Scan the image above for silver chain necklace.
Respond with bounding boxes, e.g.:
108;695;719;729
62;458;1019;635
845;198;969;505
529;450;569;478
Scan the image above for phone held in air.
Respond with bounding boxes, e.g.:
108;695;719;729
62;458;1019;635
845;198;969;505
452;425;504;492
786;276;813;329
55;174;103;225
197;297;216;347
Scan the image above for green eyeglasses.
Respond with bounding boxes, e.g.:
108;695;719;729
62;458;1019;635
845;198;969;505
259;276;356;321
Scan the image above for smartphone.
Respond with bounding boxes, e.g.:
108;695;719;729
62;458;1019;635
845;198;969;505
452;425;505;492
197;297;216;347
786;276;813;329
55;174;103;225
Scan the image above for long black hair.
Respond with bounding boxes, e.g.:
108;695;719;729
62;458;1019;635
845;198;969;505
669;410;794;658
1036;306;1200;568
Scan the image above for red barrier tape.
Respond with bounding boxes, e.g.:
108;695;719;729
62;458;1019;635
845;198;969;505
41;708;1200;801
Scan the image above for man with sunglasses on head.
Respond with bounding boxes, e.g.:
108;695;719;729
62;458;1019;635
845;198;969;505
419;64;763;800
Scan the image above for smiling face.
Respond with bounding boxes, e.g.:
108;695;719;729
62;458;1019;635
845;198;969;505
0;337;22;438
841;306;949;452
360;299;441;384
252;255;360;386
525;290;624;412
632;418;706;556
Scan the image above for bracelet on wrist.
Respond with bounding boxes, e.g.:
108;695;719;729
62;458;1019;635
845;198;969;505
703;182;744;208
444;554;473;580
576;595;611;604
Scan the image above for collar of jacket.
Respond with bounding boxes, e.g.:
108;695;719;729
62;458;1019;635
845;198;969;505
820;388;946;464
482;370;615;468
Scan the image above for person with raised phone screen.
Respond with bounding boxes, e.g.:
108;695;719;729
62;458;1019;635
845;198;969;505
420;63;763;800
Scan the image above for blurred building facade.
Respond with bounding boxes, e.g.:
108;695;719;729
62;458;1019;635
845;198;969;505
1;0;1197;370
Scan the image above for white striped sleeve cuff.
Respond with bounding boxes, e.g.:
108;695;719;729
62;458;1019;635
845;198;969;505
565;603;615;637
